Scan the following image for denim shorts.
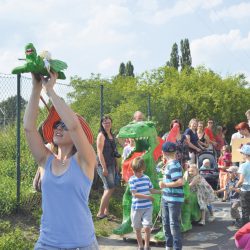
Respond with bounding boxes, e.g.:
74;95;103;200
34;238;99;250
131;207;153;229
96;165;115;190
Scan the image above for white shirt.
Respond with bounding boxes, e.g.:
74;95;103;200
230;132;244;145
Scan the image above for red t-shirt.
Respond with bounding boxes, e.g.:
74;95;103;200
218;152;232;172
204;127;215;142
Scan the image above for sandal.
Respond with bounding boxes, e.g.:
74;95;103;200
96;214;107;220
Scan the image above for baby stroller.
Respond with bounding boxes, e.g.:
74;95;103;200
197;151;219;190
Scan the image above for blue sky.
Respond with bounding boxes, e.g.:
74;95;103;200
1;0;250;83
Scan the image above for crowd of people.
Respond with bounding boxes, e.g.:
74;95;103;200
25;71;250;250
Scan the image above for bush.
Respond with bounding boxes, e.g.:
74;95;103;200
0;228;33;250
0;176;16;216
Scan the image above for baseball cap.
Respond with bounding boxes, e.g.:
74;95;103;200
239;144;250;156
226;166;238;173
162;142;177;153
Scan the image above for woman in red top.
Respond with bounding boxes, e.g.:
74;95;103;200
204;119;217;151
218;145;232;201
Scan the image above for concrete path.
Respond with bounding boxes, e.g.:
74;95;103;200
97;201;238;250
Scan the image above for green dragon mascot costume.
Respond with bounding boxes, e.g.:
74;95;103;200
113;121;201;240
12;43;67;80
113;121;161;235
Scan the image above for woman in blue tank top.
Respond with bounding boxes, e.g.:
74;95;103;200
24;72;99;250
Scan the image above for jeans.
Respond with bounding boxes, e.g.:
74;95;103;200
161;199;182;250
240;191;250;225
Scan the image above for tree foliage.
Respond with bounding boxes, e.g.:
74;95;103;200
125;61;134;77
167;43;179;70
67;65;250;138
0;95;27;127
180;39;192;71
119;63;126;76
118;61;134;77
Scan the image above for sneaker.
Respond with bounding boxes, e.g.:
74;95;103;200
208;216;215;222
198;220;205;226
166;247;173;250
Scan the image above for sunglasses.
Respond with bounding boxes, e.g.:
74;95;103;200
53;121;68;131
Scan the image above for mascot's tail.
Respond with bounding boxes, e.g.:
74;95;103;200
166;123;180;143
50;60;68;72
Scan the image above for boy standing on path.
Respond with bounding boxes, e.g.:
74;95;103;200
159;142;184;250
236;144;250;227
129;157;161;250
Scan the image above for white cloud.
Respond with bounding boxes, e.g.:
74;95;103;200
136;0;223;25
98;57;117;71
191;30;250;74
210;2;250;21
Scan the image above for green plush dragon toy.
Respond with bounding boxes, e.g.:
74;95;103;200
113;121;201;240
12;43;67;79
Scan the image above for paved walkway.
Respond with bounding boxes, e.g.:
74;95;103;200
97;201;238;250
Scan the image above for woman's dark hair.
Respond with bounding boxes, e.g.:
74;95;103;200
99;115;113;138
170;119;182;131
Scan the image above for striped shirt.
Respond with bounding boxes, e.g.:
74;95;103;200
162;160;184;203
129;174;153;210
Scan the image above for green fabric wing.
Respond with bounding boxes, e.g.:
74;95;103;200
50;59;68;72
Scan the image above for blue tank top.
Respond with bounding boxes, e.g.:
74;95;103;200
38;155;96;248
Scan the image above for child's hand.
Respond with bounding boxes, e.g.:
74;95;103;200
148;195;154;202
159;181;165;189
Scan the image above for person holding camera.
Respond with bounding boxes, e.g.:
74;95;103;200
96;115;120;219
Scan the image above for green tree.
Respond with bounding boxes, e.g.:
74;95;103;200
180;39;192;71
119;62;126;76
0;95;27;126
167;43;179;70
125;61;134;77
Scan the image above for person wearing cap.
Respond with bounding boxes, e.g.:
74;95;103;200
24;72;98;250
236;144;250;227
215;166;241;227
159;142;184;250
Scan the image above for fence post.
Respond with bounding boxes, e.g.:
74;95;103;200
100;84;104;119
16;73;21;212
147;93;151;120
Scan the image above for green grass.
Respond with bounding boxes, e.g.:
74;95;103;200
0;185;125;246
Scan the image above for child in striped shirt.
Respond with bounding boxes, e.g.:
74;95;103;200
129;157;161;250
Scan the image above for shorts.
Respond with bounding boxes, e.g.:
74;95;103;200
34;238;99;250
131;207;153;229
96;165;115;190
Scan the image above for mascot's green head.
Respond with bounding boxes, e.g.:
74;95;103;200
25;43;37;60
118;121;158;152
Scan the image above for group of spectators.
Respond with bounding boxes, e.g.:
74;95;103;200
95;108;250;250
